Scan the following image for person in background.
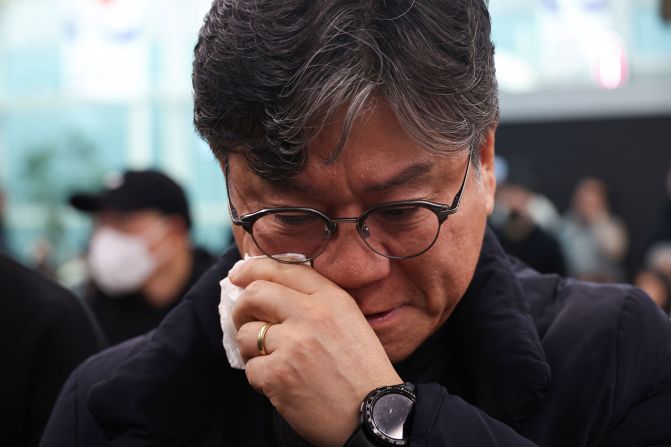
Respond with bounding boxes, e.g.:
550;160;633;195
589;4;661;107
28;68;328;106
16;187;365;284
491;182;566;275
69;169;214;345
646;242;671;279
558;177;628;282
636;242;671;316
0;252;106;447
634;164;671;311
634;268;671;316
647;164;671;248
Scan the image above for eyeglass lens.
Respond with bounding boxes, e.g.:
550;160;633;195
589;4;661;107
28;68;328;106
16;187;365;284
250;205;441;261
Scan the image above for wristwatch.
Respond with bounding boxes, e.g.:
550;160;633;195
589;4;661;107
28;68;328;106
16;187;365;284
345;383;416;446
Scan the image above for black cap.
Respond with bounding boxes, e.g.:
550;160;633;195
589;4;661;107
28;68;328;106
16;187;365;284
69;170;192;228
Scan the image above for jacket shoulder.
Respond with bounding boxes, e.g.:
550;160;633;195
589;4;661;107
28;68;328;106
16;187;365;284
512;259;641;338
80;332;154;383
1;253;86;314
40;333;153;446
514;261;671;444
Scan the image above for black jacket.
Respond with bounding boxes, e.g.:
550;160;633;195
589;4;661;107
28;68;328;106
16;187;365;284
87;247;215;345
0;253;106;447
41;231;671;446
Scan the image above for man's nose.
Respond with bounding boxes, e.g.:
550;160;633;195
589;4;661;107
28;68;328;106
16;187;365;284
312;220;390;290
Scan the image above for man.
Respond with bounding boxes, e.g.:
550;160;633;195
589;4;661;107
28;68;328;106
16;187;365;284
0;252;106;447
491;183;566;275
69;169;214;345
43;1;671;446
558;177;628;282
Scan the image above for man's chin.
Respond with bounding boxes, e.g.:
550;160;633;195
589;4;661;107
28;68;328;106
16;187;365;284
378;331;420;365
384;343;415;365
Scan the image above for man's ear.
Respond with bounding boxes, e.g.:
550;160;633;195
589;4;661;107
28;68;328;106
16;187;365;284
479;125;497;215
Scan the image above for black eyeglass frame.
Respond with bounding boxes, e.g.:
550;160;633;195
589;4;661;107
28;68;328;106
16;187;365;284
225;155;471;263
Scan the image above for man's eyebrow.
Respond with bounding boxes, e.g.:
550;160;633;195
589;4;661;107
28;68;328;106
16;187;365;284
265;161;435;196
363;161;435;193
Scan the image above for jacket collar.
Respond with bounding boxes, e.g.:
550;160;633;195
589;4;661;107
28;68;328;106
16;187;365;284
395;229;551;426
88;231;550;441
443;229;551;426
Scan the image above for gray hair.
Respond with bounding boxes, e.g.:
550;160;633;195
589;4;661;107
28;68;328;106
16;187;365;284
193;0;498;180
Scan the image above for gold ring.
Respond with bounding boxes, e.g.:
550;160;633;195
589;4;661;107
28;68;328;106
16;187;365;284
257;322;273;356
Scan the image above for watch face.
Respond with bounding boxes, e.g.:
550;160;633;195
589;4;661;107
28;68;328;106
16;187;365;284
363;384;416;446
372;393;414;440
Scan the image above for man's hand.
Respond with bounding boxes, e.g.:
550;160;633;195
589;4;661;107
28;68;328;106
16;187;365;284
229;258;402;447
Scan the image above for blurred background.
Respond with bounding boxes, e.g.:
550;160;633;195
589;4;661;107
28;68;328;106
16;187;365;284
0;0;670;286
0;0;225;276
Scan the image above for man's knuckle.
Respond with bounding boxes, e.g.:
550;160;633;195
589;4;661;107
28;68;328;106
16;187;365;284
245;279;267;297
245;367;264;392
273;359;298;389
234;327;247;346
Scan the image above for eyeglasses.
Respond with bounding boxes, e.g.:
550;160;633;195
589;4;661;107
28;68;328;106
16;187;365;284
225;156;470;263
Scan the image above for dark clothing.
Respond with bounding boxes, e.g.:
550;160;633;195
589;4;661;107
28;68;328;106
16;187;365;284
650;198;671;245
0;253;106;447
645;197;671;250
87;247;214;345
493;218;566;276
42;231;671;446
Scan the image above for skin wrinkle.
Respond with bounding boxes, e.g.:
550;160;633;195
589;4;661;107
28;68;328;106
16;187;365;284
362;162;435;194
281;163;445;210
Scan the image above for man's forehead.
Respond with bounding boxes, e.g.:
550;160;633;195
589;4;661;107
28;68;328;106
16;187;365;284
225;96;468;195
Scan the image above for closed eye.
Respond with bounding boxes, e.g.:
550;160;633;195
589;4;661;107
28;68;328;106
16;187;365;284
375;205;422;221
273;213;321;226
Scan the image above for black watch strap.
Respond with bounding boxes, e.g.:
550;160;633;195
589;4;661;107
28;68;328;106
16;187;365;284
343;426;377;447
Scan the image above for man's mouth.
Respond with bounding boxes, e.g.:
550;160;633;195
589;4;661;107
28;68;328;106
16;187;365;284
364;307;400;327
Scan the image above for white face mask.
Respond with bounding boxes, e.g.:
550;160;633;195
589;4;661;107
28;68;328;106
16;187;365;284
87;224;168;296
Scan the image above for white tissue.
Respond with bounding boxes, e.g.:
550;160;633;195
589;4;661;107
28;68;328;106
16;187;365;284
218;253;309;369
